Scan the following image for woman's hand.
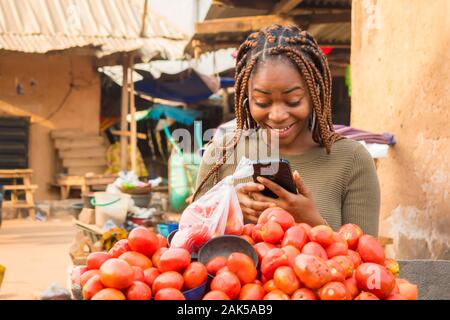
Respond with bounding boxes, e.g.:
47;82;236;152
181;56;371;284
236;182;276;223
252;170;326;226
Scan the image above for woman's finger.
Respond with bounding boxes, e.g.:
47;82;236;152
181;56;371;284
241;195;274;211
242;206;258;218
244;213;258;224
252;192;280;206
293;170;311;197
236;182;265;194
256;176;289;199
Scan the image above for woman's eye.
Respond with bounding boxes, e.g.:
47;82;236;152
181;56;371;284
255;102;270;108
286;100;301;107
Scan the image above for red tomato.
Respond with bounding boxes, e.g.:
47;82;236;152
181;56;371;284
86;252;111;270
354;292;380;300
183;262;208;290
260;248;289;280
386;293;407;300
308;225;334;247
216;266;230;274
355;263;395;299
143;267;160;287
331;255;355;278
281;225;308;251
273;266;300;295
357;235;385;265
82;275;104;300
263;279;277;292
243;224;255;237
239;283;265;300
152;271;184;293
291;288;318;300
80;269;101;287
260;207;295;231
158;248;191;273
326;259;346;282
206;256;227;276
240;235;255;245
301;242;328;260
281;245;301;268
157;234;168;248
344;275;360;299
338;224;363;250
263;289;290;300
398;281;418;300
99;258;134;290
210;271;241;300
126;281;152;300
132;266;146;282
254;242;276;263
325;241;348;258
203;291;230;300
152;247;167;270
293;254;332;290
347;250;362;268
155;288;185;300
128;227;159;257
298;223;312;236
261;221;284;244
108;239;130;258
119;251;153;270
251;224;264;243
227;252;257;285
91;288;126;300
319;281;349;300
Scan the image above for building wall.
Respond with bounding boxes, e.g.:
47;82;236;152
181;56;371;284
0;53;100;200
351;0;450;259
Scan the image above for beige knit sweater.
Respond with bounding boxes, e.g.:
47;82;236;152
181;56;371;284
194;131;380;236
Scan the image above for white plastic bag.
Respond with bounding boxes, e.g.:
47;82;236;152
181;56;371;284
170;157;254;253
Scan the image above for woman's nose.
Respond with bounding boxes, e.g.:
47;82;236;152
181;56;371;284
268;105;289;123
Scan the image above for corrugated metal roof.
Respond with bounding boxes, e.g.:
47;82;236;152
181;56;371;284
0;0;188;59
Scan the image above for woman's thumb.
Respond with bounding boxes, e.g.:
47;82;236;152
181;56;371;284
293;170;310;197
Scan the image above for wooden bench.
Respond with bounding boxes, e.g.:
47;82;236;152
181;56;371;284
0;169;37;219
55;174;116;200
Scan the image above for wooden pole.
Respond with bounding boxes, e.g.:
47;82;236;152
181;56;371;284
120;55;129;172
129;55;137;174
140;0;149;37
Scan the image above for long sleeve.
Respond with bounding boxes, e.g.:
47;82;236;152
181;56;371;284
341;143;381;236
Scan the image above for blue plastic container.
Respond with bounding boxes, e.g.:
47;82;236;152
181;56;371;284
156;224;169;237
167;222;179;234
183;281;207;300
157;222;179;238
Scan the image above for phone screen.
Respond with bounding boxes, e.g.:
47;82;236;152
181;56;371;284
252;159;297;198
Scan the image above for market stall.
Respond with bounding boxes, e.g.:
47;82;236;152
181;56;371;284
67;158;439;301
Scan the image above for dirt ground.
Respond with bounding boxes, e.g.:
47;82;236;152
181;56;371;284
0;217;76;300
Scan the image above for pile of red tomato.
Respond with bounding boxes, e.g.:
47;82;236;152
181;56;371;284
218;207;418;300
71;207;419;300
71;227;205;300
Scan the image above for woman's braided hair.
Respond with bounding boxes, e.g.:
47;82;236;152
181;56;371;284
192;24;341;200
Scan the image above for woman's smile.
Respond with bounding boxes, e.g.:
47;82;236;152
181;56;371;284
263;121;300;139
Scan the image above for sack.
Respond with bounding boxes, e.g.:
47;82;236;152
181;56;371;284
170;157;253;253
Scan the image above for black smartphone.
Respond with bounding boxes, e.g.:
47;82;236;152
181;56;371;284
252;159;298;198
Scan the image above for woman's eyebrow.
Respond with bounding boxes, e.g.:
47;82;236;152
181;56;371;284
253;88;271;94
282;86;303;94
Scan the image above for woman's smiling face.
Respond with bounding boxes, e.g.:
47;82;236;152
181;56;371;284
248;56;313;152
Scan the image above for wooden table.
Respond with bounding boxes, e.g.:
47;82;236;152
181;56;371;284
0;169;37;219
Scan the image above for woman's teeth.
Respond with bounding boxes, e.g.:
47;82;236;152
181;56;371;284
270;124;294;132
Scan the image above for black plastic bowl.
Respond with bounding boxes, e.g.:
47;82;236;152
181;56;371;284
198;235;258;267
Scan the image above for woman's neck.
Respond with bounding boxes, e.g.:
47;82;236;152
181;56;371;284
279;129;319;155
